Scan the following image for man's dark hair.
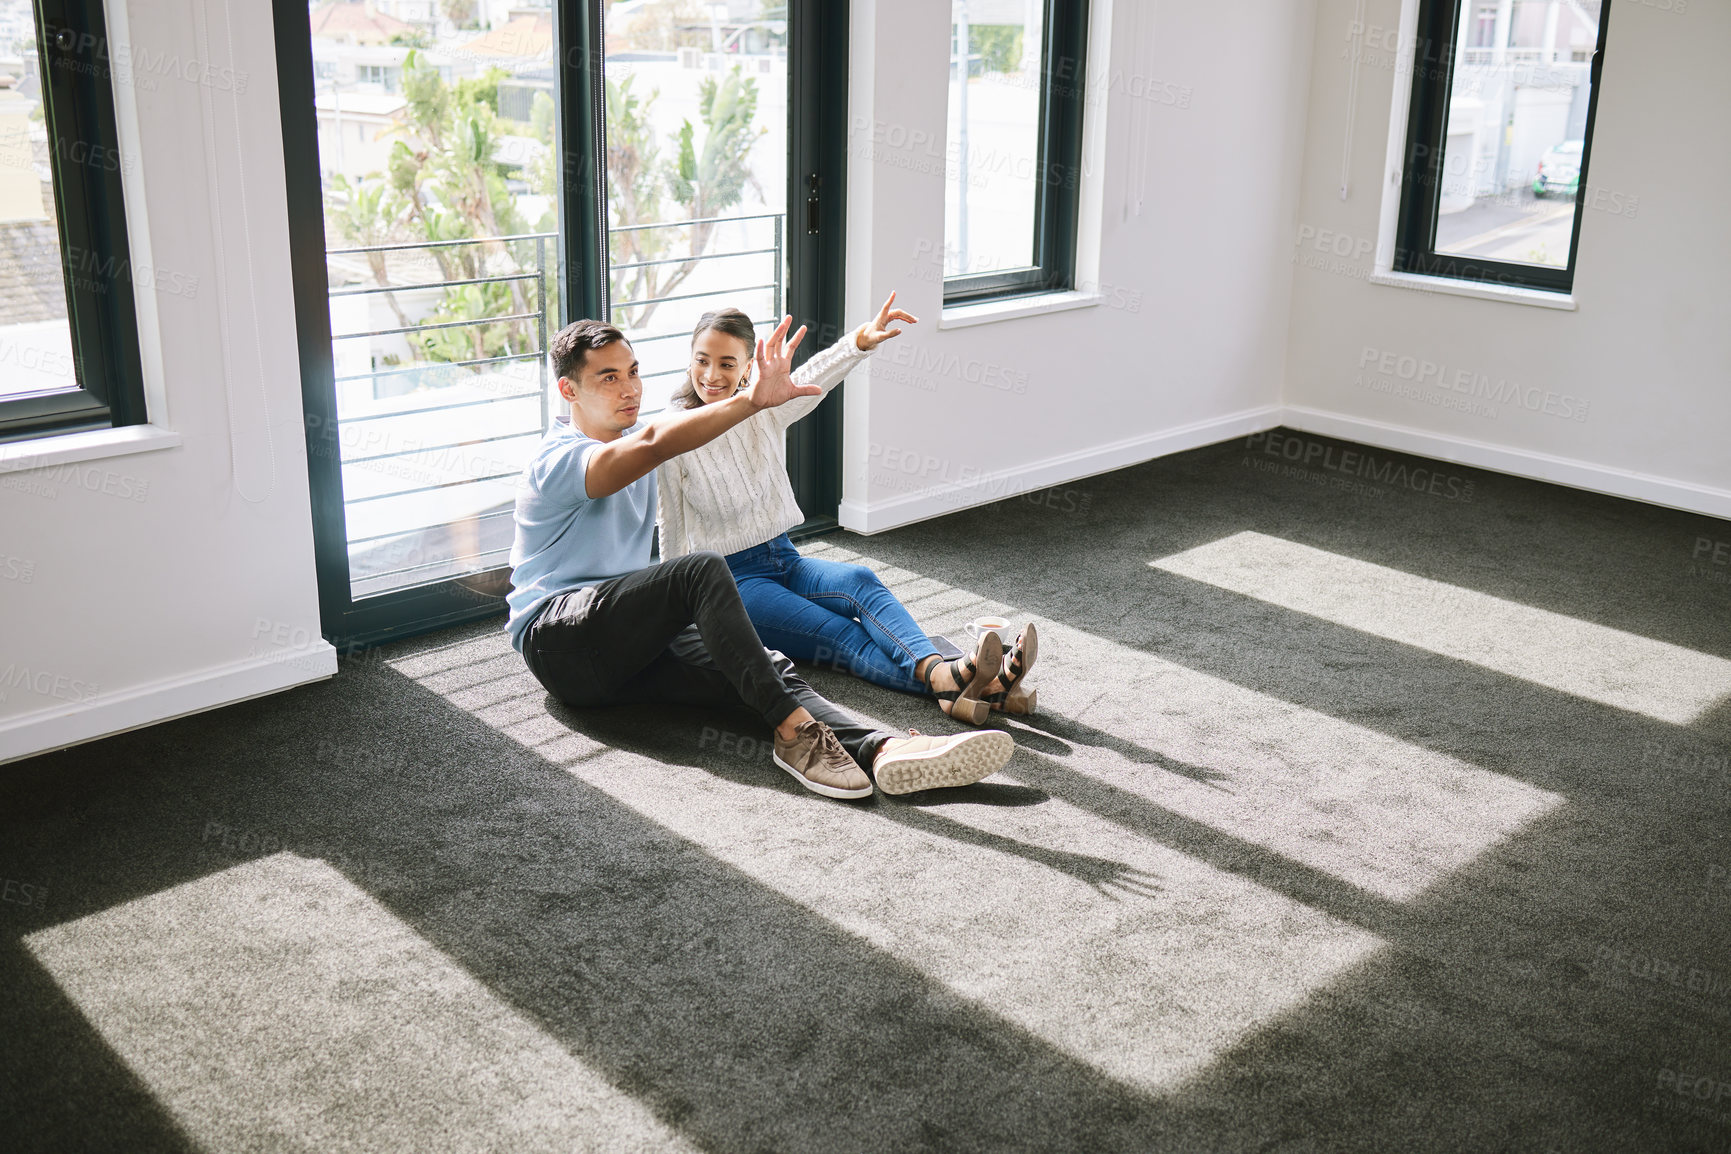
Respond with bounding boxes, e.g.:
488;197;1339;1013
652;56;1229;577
551;319;628;383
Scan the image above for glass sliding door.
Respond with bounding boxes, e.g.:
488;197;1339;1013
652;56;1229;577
278;0;847;649
321;12;564;603
597;7;787;412
280;0;574;647
597;0;849;532
327;222;556;602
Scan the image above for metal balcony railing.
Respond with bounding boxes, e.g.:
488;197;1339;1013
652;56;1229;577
323;213;785;597
604;211;786;387
1459;46;1560;66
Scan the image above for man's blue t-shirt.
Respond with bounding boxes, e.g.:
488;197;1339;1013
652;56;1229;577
505;416;657;652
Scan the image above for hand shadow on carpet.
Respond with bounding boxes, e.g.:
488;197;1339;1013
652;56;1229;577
893;781;1048;807
541;697;1160;899
993;710;1234;790
872;797;1163;900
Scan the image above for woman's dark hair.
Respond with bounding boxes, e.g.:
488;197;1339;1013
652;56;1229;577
669;308;757;410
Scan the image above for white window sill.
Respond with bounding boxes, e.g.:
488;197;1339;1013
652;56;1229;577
0;424;181;472
939;290;1102;330
1369;270;1576;311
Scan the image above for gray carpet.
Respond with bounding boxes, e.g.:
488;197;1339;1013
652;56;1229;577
4;428;1730;1154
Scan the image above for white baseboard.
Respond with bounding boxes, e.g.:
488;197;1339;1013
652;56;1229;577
0;644;338;766
1281;406;1731;521
839;404;1283;534
838;401;1731;533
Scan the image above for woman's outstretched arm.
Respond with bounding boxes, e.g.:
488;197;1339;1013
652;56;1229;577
767;291;918;430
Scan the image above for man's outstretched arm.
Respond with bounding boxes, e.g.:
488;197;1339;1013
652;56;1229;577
582;316;818;499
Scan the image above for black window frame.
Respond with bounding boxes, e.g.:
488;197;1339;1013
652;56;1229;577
943;0;1089;306
1393;0;1611;295
0;0;148;444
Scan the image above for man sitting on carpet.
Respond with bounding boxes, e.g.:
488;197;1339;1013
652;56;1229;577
506;314;1013;799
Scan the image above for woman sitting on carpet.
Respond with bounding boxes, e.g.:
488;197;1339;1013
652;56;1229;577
655;292;1038;724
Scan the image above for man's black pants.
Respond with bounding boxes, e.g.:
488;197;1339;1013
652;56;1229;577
522;551;896;769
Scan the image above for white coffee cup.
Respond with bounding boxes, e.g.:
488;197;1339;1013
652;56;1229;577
964;616;1015;647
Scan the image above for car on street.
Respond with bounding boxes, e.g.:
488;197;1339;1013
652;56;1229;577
1532;139;1584;198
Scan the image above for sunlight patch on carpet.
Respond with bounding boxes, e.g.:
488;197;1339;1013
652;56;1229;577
387;622;1390;1094
1151;530;1731;725
26;854;699;1154
383;540;1571;1094
1026;614;1566;904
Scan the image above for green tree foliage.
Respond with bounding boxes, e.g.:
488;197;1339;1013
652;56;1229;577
609;66;764;329
325;173;412;332
323;52;541;368
606;73;666;235
672;69;761;214
528;89;555;149
321;50;766;376
971;25;1024;75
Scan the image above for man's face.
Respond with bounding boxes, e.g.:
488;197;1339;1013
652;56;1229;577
562;341;640;437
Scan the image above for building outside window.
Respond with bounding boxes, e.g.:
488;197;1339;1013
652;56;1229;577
1394;0;1610;293
943;0;1088;304
0;0;147;442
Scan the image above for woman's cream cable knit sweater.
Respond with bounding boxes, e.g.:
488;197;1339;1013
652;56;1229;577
656;331;874;560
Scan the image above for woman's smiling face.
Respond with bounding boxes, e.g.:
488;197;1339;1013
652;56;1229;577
689;328;753;405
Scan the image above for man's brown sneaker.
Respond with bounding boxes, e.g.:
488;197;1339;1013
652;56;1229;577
873;729;1014;795
773;719;873;799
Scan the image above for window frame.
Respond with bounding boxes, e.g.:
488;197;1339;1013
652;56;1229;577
0;0;148;445
1391;0;1611;295
942;0;1089;306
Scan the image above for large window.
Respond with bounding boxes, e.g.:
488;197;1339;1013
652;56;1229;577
599;2;792;416
280;0;851;648
943;0;1088;304
0;0;146;442
1393;0;1610;294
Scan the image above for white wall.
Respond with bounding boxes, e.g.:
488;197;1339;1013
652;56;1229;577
0;0;332;764
1283;0;1731;517
10;0;1714;763
840;0;1318;532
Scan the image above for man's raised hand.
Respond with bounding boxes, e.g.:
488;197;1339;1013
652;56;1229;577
745;314;817;410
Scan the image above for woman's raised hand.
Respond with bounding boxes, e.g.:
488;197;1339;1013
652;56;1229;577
745;314;816;410
855;290;918;351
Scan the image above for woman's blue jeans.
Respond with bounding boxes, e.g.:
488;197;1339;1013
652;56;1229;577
725;534;937;695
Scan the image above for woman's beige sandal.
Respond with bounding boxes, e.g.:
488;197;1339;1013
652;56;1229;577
984;622;1038;716
932;631;1003;726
